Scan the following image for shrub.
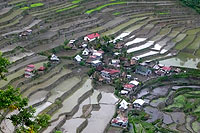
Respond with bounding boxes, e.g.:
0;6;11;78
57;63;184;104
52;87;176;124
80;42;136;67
79;61;85;66
87;68;95;76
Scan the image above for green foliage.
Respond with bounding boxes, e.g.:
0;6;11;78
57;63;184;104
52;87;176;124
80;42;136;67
0;53;10;80
10;106;50;132
30;3;44;8
158;12;169;15
55;131;62;133
63;46;72;50
113;12;120;15
0;55;50;132
0;86;28;110
86;2;126;14
20;6;30;10
87;68;95;76
64;40;70;45
180;0;200;13
56;5;79;13
79;61;85;66
72;0;81;4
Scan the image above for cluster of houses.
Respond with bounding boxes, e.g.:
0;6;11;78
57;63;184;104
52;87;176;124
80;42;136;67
24;54;59;78
59;32;182;130
111;98;146;128
121;79;140;95
24;64;45;78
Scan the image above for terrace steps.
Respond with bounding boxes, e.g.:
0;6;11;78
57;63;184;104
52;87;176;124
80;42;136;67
22;67;72;97
0;61;47;89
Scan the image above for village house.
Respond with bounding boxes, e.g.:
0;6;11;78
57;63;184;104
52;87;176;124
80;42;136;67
19;29;32;37
82;48;90;56
135;65;152;76
119;99;129;111
129;80;139;86
123;84;134;92
91;60;102;67
92;50;104;59
81;43;88;48
110;59;120;67
84;33;100;42
25;64;35;78
50;54;59;63
111;116;128;128
161;66;172;73
120;90;129;95
74;55;83;62
38;66;45;71
101;69;120;82
133;99;145;108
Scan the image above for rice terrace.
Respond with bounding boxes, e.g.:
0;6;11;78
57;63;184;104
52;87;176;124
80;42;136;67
0;0;200;133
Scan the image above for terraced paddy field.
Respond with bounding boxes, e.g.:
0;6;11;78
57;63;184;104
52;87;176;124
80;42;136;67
131;73;200;133
0;0;200;132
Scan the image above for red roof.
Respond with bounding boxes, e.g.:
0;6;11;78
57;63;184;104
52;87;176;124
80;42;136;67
25;68;34;72
162;66;171;71
96;50;104;54
87;33;100;39
102;69;120;75
89;55;97;59
27;64;35;68
38;66;45;71
124;84;134;88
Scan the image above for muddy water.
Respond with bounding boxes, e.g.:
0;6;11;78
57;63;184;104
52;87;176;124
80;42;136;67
28;90;49;106
150;97;166;107
159;53;200;69
59;90;100;132
137;88;149;98
51;78;93;121
144;106;163;123
61;118;86;133
151;86;169;96
163;113;173;124
35;102;52;116
48;76;81;103
28;77;80;117
82;92;118;133
170;112;185;124
22;68;71;97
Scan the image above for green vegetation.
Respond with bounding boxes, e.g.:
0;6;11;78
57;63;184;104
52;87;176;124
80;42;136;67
20;6;30;10
113;12;120;15
19;3;44;10
0;53;50;132
56;5;79;13
180;0;200;13
86;1;126;14
158;12;169;15
166;95;186;109
0;9;23;23
129;110;175;133
72;0;81;4
30;3;44;8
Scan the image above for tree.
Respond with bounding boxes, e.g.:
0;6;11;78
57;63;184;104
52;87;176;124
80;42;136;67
0;53;10;80
0;53;50;132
